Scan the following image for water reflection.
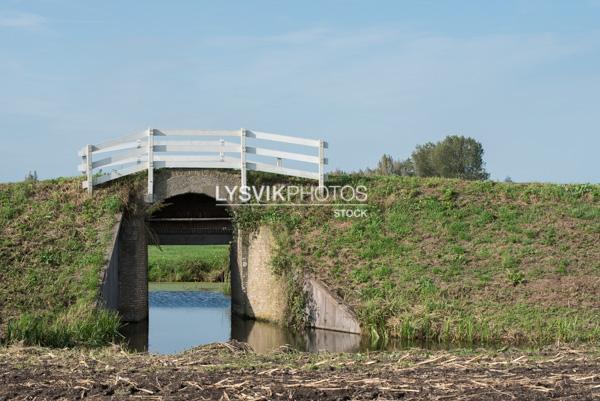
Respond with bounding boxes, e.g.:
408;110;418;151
305;327;362;353
232;318;363;353
231;317;295;353
151;291;231;354
120;318;148;353
121;287;364;354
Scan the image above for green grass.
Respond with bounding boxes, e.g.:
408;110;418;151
148;245;230;282
0;177;133;347
2;172;598;349
235;175;600;346
0;175;229;347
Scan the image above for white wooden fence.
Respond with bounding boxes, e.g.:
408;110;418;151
78;128;328;196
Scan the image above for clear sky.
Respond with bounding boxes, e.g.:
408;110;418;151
1;1;599;183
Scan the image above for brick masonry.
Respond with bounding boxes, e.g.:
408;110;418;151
100;169;360;332
118;211;148;322
102;169;244;323
152;169;241;204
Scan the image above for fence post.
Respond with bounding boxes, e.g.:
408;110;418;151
86;144;93;195
240;128;247;190
318;139;325;189
147;127;154;202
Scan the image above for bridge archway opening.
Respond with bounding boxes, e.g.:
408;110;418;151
147;192;233;246
121;192;236;351
151;192;229;219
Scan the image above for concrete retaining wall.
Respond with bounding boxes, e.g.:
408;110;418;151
304;278;361;334
231;226;362;335
99;214;123;311
231;227;287;323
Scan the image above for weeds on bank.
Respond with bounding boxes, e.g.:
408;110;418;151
0;177;132;346
2;173;598;348
235;175;600;346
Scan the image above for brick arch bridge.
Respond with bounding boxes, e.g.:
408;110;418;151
104;169;242;322
84;129;360;337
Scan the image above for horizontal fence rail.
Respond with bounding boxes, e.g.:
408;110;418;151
78;128;328;197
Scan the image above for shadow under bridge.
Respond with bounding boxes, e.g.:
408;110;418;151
146;193;233;245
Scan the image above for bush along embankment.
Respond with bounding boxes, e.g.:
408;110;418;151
0;177;133;347
235;175;600;346
148;245;230;282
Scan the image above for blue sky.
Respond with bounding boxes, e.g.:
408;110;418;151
1;1;599;183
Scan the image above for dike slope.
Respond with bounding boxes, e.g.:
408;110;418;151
0;178;130;346
2;174;598;347
237;175;600;345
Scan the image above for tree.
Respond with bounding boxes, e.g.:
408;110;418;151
432;135;489;180
25;170;38;182
411;142;437;177
395;158;415;177
376;154;396;175
374;155;415;176
412;136;488;180
368;135;487;180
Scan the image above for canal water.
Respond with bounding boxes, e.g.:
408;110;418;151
149;289;231;354
121;283;370;354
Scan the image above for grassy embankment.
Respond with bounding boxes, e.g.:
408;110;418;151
1;173;598;349
236;175;600;346
0;178;130;347
148;245;229;283
0;174;228;347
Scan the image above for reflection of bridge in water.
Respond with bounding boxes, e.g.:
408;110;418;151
122;313;362;354
233;318;363;353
